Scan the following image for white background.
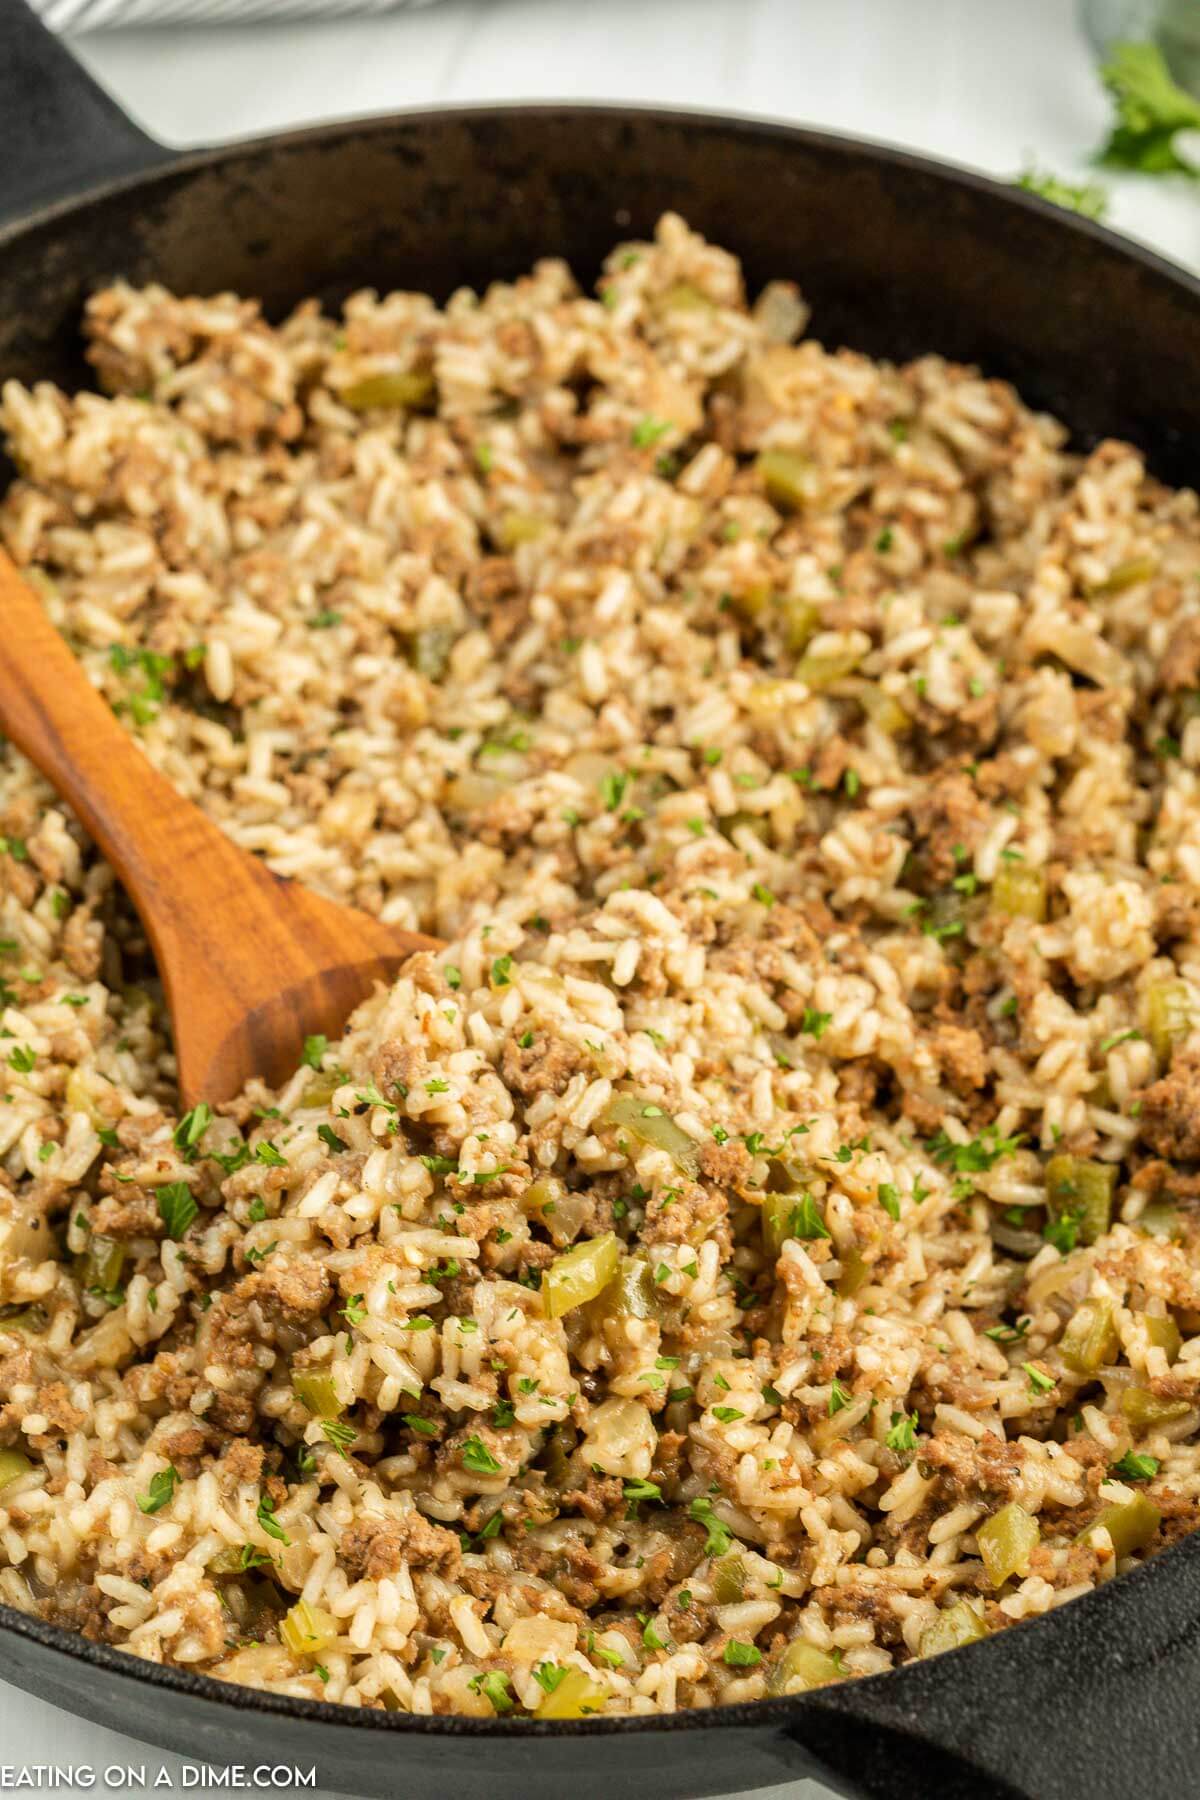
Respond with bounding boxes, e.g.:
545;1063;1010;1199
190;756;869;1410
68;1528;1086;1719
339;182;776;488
4;1;1199;1794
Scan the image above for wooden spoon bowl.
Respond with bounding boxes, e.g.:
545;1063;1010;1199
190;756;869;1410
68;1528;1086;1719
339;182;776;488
0;551;441;1105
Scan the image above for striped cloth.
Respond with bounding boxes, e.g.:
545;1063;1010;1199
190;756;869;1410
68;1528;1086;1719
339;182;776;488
33;0;438;24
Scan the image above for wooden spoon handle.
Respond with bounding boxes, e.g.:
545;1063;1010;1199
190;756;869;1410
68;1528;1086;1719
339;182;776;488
0;549;227;895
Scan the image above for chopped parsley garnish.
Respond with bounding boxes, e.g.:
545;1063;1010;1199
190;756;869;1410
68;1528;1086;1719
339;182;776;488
712;1406;745;1424
601;770;630;811
461;1436;502;1475
827;1378;852;1416
532;1662;568;1695
341;1294;367;1327
1023;1361;1056;1396
800;1008;832;1039
317;1124;348;1153
984;1317;1031;1345
256;1493;290;1543
173;1101;212;1157
491;955;513;988
156;1182;197;1240
787;1194;830;1241
321;1419;356;1458
136;1465;180;1515
927;1125;1022;1174
723;1641;762;1668
253;1141;287;1168
301;1034;328;1069
877;1183;901;1222
630;415;672;449
1111;1451;1159;1481
404;1414;438;1437
7;1045;36;1074
1043;1208;1084;1256
688;1496;732;1557
885;1410;918;1455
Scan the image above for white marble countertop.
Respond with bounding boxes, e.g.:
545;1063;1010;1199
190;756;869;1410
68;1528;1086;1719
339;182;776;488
3;2;1197;1794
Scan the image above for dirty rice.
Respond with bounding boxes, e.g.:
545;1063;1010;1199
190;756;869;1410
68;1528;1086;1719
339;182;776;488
0;214;1197;1719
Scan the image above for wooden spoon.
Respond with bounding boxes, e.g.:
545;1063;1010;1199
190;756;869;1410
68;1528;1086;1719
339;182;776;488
0;552;441;1107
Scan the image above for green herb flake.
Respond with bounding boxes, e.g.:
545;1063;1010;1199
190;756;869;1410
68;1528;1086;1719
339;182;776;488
631;415;672;449
1110;1451;1159;1481
827;1378;852;1417
136;1465;180;1516
461;1435;502;1476
885;1409;918;1455
156;1182;197;1240
256;1493;290;1544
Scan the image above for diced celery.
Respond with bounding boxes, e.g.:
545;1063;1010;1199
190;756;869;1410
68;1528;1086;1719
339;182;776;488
536;1666;608;1718
657;281;713;314
1078;1495;1161;1558
857;684;911;735
794;648;861;688
293;1371;341;1420
591;1256;660;1323
1089;556;1158;597
542;1233;620;1319
711;1554;747;1605
837;1244;870;1298
766;1639;843;1695
1137;1201;1182;1241
299;1072;343;1109
976;1502;1039;1588
918;1600;989;1659
1120;1387;1191;1432
78;1235;126;1295
1137;1312;1182;1364
0;1449;32;1490
779;597;820;655
602;1093;700;1177
280;1599;339;1657
496;511;550;552
411;627;455;682
991;864;1047;922
0;1305;47;1335
341;369;435;412
1060;1297;1119;1375
757;449;819;513
1045;1155;1115;1246
1146;979;1191;1068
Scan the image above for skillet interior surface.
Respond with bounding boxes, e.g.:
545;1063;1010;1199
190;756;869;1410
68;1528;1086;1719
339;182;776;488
2;38;1200;1800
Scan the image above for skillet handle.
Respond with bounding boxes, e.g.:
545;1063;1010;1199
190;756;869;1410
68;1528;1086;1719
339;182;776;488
0;0;171;227
780;1530;1200;1800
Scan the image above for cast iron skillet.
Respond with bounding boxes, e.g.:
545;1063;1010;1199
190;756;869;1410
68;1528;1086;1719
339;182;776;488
2;7;1200;1797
